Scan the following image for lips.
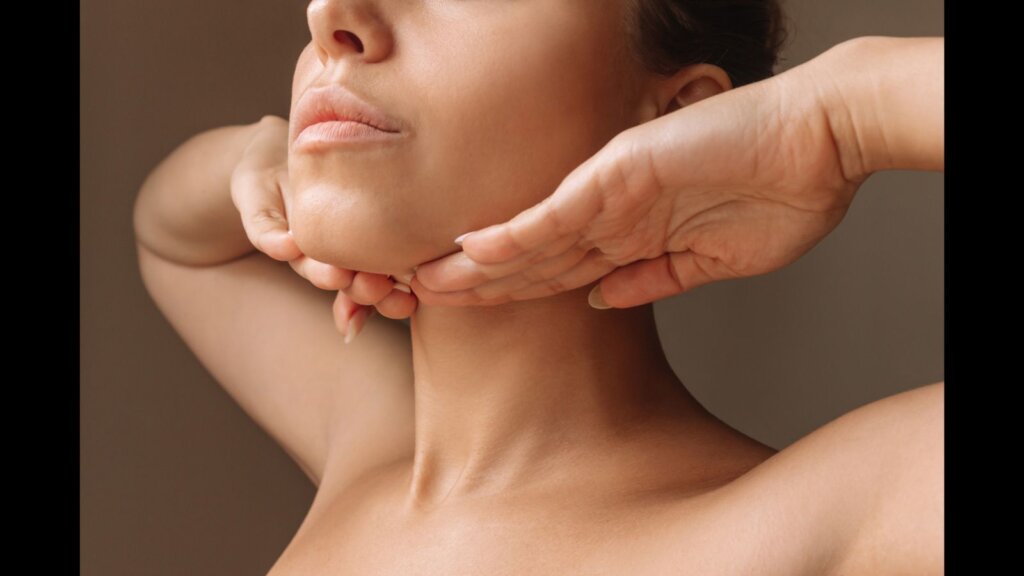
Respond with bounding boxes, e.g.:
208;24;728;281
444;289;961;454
291;85;404;143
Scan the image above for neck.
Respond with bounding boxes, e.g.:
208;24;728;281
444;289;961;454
404;282;709;511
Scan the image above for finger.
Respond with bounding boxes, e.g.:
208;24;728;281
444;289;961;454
231;170;301;262
408;248;602;307
457;148;611;264
595;250;721;308
345;306;377;344
416;231;584;293
343;271;398;306
409;248;617;307
288;255;356;291
332;290;363;336
471;243;597;301
505;249;620;302
408;275;503;307
259;228;300;261
373;286;419;320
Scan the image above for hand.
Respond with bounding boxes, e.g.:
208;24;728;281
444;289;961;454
231;115;417;341
409;65;865;309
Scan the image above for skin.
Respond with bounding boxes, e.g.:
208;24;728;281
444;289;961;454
407;36;944;310
276;1;942;574
133;2;942;574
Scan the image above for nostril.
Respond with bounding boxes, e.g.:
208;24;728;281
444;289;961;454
334;30;364;53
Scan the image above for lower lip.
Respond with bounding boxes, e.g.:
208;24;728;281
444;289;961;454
294;121;404;151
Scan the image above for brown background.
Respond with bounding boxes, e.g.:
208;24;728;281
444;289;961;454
81;1;944;574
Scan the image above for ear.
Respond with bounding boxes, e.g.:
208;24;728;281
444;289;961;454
655;63;733;117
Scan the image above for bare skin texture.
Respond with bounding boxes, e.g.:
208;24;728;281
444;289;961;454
132;0;943;574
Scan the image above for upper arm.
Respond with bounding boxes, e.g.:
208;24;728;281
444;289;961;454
135;241;416;488
825;381;944;575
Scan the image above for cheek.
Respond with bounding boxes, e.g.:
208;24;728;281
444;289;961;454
285;182;350;263
290;44;320;119
415;18;638;229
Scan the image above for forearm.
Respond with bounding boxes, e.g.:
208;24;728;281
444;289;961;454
133;120;262;266
808;36;944;179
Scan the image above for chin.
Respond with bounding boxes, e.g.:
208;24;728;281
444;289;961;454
287;200;444;276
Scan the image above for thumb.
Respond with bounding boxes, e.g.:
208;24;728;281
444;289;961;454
231;171;301;262
590;251;718;308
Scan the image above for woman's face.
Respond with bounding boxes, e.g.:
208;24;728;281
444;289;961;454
287;0;651;277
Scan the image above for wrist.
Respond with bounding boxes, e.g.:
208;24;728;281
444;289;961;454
802;36;944;177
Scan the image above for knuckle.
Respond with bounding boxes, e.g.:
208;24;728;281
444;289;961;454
251;207;287;226
454;287;481;305
526;250;548;266
474;282;504;301
520;265;547;284
544;276;568;294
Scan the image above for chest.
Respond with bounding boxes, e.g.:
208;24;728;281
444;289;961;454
265;483;831;576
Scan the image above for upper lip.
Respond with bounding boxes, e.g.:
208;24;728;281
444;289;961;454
291;85;404;142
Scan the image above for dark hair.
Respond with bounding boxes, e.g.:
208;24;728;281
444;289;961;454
624;0;790;88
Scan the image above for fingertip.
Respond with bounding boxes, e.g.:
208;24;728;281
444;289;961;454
588;284;612;310
462;225;493;246
332;293;347;332
277;228;302;252
373;289;413;320
344;306;372;344
334;306;349;337
281;234;303;260
455;225;495;251
459;225;521;264
259;230;298;261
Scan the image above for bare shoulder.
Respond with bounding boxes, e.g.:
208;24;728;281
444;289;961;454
719;381;944;576
815;381;943;576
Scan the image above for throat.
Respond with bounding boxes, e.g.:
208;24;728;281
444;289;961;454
401;282;731;510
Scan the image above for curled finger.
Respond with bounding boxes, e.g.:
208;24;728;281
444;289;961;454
343;271;400;306
288;255;355;291
373;283;419;320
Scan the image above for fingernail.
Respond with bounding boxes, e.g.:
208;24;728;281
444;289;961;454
454;232;473;245
393;282;411;294
588;284;612;310
344;308;370;344
396;272;415;284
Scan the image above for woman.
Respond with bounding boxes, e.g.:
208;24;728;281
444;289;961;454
133;0;942;573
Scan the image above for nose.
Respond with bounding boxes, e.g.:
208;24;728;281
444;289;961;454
306;0;393;65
